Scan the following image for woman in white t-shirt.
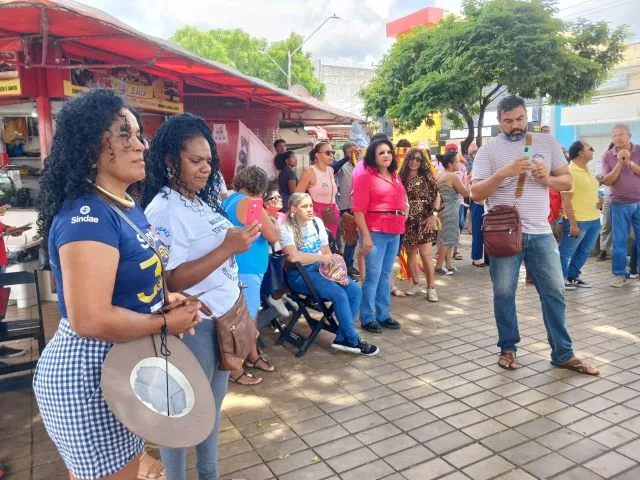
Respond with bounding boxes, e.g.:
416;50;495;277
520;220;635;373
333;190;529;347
282;193;379;356
141;114;259;480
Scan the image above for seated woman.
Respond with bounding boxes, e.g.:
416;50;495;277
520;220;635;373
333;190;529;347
262;185;294;316
282;193;379;356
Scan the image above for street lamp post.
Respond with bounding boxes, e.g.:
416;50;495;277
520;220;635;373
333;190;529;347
286;14;339;89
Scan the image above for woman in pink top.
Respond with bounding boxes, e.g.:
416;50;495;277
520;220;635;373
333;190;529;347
352;139;407;333
296;142;340;238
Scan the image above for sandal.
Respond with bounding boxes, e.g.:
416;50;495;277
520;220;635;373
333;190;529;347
245;356;275;372
498;350;517;370
391;288;406;297
137;451;165;480
472;261;486;267
552;357;600;376
454;252;463;260
230;371;263;385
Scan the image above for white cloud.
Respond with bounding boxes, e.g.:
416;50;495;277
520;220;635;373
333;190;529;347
82;0;638;68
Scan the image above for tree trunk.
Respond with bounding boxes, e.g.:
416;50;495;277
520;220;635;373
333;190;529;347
477;104;486;148
458;105;475;154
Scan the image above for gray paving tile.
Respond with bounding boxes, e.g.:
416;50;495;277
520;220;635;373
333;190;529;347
425;430;474;455
523;452;575;478
402;458;455;480
560;438;610;464
443;443;493;468
584;452;638;478
462;455;514;480
481;428;530;453
501;440;551;466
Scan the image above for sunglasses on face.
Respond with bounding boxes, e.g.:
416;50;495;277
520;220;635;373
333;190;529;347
320;150;336;156
265;195;282;202
582;146;594;152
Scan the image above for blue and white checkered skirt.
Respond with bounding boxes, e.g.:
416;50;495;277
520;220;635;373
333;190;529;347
33;318;144;479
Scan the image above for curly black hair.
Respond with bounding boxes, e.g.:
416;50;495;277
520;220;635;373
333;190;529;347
37;88;131;247
140;113;222;211
399;148;434;188
232;165;269;197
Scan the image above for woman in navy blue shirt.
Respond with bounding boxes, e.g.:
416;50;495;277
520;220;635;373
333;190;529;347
33;89;200;480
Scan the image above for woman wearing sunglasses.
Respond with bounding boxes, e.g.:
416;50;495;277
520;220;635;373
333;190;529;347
296;142;340;238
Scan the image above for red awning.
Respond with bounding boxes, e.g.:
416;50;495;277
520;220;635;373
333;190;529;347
0;0;363;125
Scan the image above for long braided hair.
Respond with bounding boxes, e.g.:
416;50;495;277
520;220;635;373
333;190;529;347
286;192;313;249
141;114;222;211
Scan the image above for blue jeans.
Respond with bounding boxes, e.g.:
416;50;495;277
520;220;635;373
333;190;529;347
361;232;400;325
489;233;574;364
558;218;601;279
610;202;640;277
470;200;487;262
239;272;264;319
288;265;361;345
343;243;356;270
160;317;229;480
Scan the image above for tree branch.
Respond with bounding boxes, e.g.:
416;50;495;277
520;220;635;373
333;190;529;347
482;84;503;107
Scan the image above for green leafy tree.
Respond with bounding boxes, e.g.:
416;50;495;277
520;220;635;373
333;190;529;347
362;0;629;152
171;27;325;99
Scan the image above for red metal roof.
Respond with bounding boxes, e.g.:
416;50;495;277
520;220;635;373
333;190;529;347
386;7;444;38
0;0;362;125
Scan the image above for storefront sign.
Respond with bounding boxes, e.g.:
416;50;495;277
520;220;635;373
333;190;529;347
0;54;21;96
63;65;183;114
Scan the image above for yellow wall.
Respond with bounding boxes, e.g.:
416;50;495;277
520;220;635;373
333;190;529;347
392;113;442;147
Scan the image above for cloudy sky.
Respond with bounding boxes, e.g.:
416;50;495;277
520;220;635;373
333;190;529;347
85;0;639;68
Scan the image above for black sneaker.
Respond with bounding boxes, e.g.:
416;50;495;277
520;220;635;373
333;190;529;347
361;321;382;333
347;267;361;279
596;251;607;261
0;345;25;358
380;318;401;329
331;339;380;356
568;277;591;288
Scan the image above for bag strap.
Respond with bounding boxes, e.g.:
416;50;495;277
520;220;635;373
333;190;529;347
487;135;529;207
106;201;170;304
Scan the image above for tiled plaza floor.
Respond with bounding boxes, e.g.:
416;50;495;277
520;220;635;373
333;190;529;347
2;237;640;479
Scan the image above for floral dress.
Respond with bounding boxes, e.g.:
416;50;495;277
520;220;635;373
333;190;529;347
403;174;439;246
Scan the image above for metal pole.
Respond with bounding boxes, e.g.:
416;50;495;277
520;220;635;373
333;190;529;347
287;14;338;89
287;50;292;89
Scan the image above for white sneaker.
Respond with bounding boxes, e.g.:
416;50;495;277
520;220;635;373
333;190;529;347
610;276;629;288
405;284;425;296
630;273;639;279
427;288;438;302
267;295;289;317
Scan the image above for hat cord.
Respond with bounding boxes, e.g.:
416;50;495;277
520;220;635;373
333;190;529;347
159;313;172;417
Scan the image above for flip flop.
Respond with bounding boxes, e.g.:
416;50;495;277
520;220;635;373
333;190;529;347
551;358;600;376
137;451;164;480
472;261;486;267
245;356;275;372
498;350;517;370
391;288;406;297
230;371;263;385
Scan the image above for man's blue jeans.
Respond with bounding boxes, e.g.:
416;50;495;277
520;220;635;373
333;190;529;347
471;200;487;262
610;202;640;277
489;233;574;364
288;265;361;345
361;232;400;326
558;218;601;279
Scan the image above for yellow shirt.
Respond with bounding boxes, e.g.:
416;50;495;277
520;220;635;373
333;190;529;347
565;162;600;222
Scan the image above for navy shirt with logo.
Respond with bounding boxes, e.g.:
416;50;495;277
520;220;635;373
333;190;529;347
49;194;168;319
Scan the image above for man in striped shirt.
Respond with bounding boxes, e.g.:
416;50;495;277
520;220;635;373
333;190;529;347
471;95;599;376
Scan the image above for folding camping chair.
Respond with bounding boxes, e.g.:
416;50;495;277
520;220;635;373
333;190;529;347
276;261;339;357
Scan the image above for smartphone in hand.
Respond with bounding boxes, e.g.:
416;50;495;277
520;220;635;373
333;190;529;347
245;198;263;225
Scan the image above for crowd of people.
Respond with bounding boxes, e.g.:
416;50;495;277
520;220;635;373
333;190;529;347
25;88;639;480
